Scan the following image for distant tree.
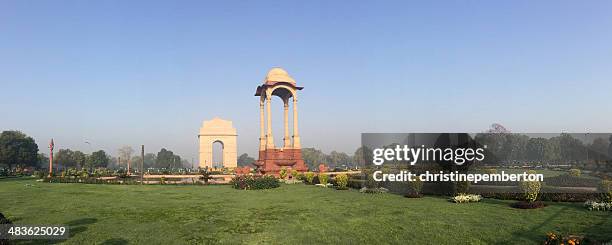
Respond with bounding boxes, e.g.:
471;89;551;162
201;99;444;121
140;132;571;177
301;148;326;170
55;149;76;169
107;156;118;168
155;148;181;168
609;135;612;160
327;151;351;168
526;138;547;162
73;151;87;169
143;153;156;168
556;133;585;161
237;153;255;167
37;153;49;169
353;146;372;167
0;130;39;169
131;156;143;171
88;150;109;168
181;159;191;168
590;137;609;154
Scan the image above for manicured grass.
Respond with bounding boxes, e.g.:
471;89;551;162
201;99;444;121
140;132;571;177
1;178;611;244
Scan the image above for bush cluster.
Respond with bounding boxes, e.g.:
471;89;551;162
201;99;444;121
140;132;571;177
279;167;288;179
520;170;541;202
335;174;348;190
304;172;315;184
230;175;280;190
407;178;423;196
568;168;581;177
318;174;329;186
598;180;612;202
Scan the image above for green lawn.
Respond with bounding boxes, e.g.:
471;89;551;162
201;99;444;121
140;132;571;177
1;178;611;244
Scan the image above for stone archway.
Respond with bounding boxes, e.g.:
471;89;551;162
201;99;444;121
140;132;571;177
198;117;237;169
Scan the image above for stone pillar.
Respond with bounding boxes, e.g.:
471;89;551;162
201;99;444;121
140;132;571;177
283;99;291;148
292;97;301;148
49;150;53;176
266;96;274;148
259;99;266;151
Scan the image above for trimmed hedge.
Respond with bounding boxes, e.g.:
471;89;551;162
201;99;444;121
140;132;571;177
544;175;600;188
230;175;280;190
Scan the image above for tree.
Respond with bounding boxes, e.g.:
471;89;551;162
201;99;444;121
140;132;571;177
327;151;351;168
73;151;87;169
353;146;372;167
301;148;326;170
0;130;39;169
237;153;255;167
559;133;585;161
37;153;49;169
88;150;109;168
144;153;156;168
590;137;609;154
155;148;181;168
609;135;612;161
117;146;134;168
55;149;76;169
526;138;547;162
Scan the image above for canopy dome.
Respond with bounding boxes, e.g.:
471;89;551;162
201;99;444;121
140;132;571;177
264;67;296;85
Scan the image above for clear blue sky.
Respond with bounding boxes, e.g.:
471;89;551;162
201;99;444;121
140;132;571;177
2;0;612;162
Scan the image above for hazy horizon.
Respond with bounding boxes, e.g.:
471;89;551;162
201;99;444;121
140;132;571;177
2;1;612;162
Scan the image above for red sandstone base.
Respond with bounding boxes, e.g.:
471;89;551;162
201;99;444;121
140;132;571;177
254;148;308;175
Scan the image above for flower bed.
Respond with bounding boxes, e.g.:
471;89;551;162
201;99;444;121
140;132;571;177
450;194;482;203
584;200;612;211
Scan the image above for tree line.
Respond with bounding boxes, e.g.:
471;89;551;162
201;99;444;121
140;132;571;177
0;130;190;171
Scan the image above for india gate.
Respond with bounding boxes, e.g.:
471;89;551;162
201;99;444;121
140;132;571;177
254;68;307;174
199;68;307;174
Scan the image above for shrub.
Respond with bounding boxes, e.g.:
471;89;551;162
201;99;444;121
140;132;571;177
318;174;329;186
408;178;423;195
520;170;541;202
364;170;379;188
32;170;45;179
456;181;471;194
598;180;612;202
348;179;366;189
230;175;280;190
335;174;348;190
450;194;482;203
279;167;288;179
568;168;581;177
290;169;299;179
305;172;315;184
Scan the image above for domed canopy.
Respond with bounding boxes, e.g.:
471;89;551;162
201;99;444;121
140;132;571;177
264;67;296;85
